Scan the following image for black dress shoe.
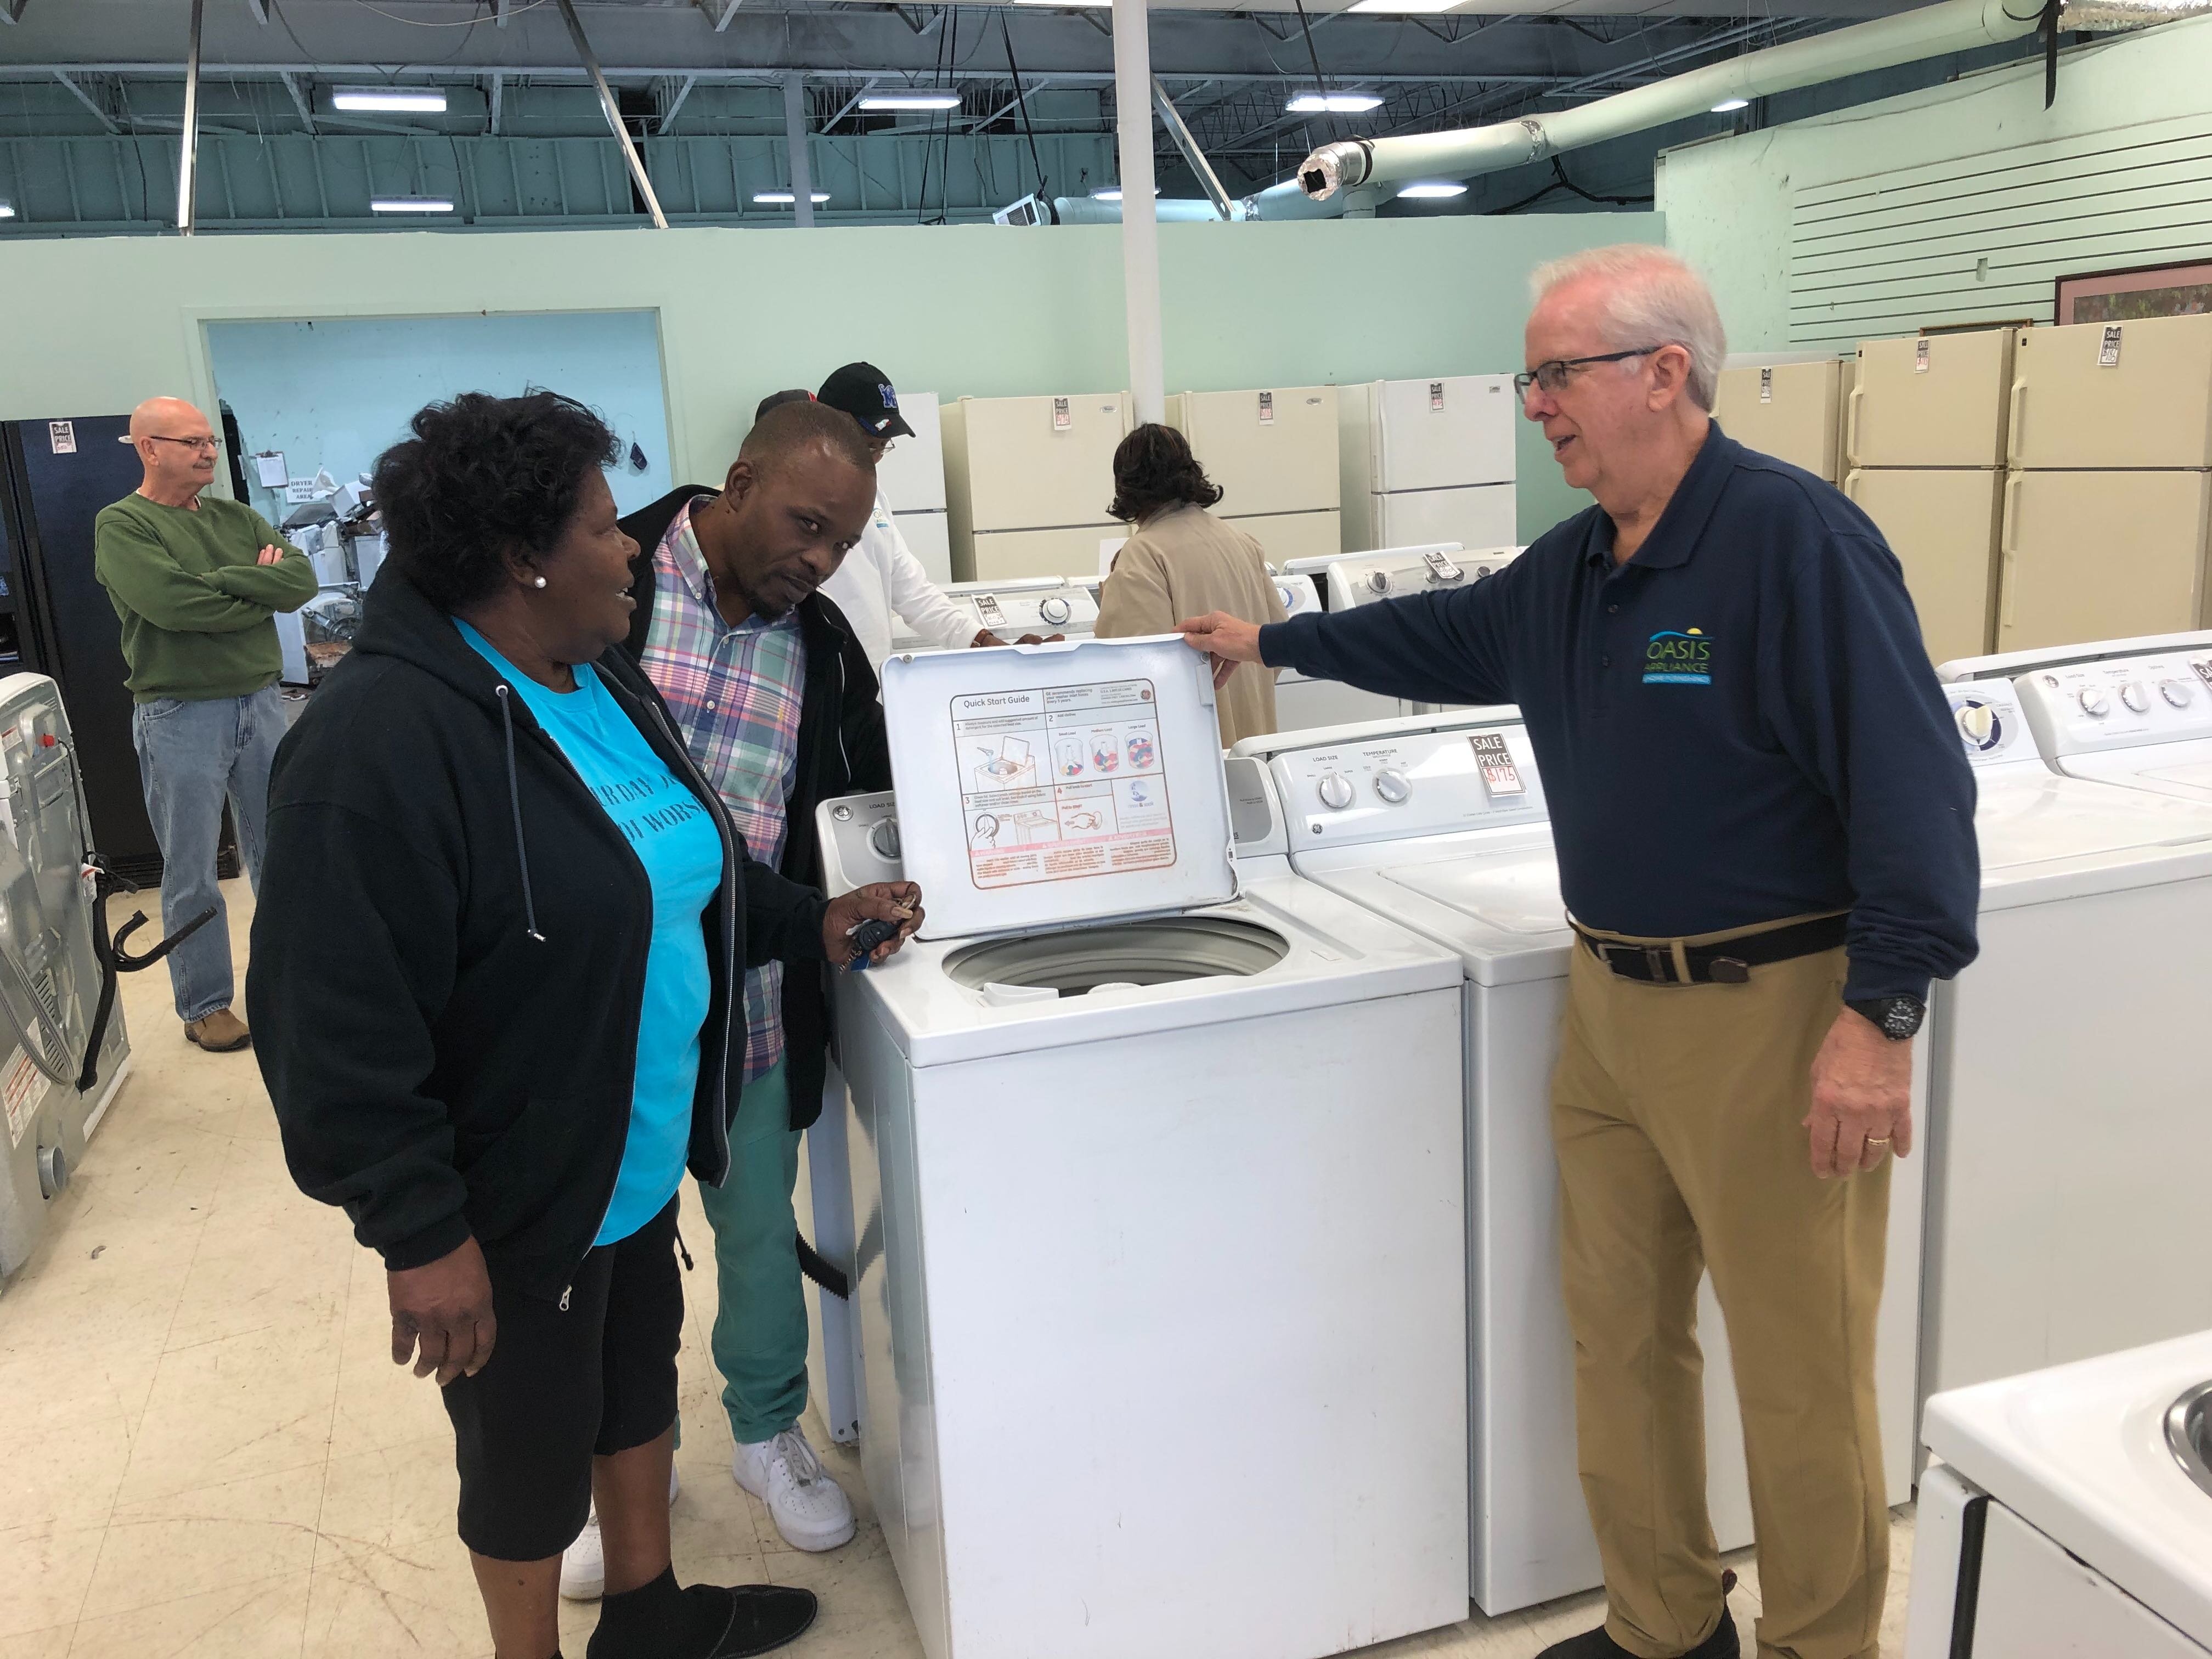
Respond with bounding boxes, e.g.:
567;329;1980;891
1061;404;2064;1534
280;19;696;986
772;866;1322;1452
585;1574;818;1659
691;1583;819;1658
1536;1573;1741;1659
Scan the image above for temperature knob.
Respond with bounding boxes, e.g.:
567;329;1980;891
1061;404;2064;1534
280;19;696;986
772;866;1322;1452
2121;682;2151;713
1365;570;1391;596
1317;772;1355;810
2162;678;2196;708
1955;703;1996;746
1374;770;1411;804
1039;596;1072;626
868;817;902;860
1275;582;1297;611
2078;687;2111;719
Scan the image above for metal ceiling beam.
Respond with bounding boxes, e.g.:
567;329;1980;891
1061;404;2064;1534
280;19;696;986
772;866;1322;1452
279;67;313;131
556;0;669;227
50;69;115;131
658;72;697;133
697;0;744;29
825;78;878;129
0;0;27;24
489;69;503;133
1152;76;1231;218
496;0;510;25
244;0;268;22
178;0;202;233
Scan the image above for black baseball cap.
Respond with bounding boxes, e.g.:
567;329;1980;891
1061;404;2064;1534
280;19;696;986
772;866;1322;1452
816;362;915;441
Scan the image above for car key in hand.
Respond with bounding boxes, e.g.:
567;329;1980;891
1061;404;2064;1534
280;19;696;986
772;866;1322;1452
843;915;904;969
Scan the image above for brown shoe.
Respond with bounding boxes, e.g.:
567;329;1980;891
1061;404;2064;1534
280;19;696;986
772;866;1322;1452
184;1009;251;1052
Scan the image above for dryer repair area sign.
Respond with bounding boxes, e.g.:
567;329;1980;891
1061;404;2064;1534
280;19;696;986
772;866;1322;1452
952;678;1175;889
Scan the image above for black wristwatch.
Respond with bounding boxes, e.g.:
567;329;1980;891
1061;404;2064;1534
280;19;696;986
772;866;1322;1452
1845;995;1926;1041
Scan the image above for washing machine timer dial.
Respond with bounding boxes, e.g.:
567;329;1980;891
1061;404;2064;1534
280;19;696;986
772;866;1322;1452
1039;596;1073;626
1374;770;1411;804
2078;687;2112;719
1317;772;1355;810
2162;678;2196;708
1954;702;1997;748
2121;682;2152;714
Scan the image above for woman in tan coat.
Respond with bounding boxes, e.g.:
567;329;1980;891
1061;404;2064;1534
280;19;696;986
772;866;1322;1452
1094;424;1288;748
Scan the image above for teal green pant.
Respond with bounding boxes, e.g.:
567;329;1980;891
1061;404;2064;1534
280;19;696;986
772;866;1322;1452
696;1058;809;1447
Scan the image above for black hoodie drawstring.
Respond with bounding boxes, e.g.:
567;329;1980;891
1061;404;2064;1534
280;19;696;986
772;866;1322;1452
495;685;548;944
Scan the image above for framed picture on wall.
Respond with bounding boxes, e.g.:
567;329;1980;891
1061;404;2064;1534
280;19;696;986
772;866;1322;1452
2054;258;2212;326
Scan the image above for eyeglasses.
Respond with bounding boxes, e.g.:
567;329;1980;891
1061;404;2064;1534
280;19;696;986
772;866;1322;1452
1514;347;1667;397
144;434;221;452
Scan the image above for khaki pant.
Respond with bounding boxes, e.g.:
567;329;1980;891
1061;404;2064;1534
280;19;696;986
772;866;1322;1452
1551;920;1889;1659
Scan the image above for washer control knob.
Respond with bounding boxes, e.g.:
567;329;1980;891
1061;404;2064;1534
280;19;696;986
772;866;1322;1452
2162;677;2196;708
1365;570;1391;596
1955;703;1996;745
2078;686;2112;718
869;817;902;860
1374;769;1411;804
1039;596;1072;626
2121;681;2152;713
1317;772;1355;810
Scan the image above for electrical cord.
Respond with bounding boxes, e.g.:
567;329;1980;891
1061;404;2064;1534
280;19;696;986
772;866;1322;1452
1000;12;1054;219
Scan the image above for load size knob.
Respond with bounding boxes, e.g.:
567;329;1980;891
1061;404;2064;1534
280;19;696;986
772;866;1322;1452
1374;770;1411;804
2162;678;2196;708
1039;597;1072;625
1317;772;1355;810
2079;687;2111;718
869;818;902;860
1365;571;1391;596
2121;682;2152;713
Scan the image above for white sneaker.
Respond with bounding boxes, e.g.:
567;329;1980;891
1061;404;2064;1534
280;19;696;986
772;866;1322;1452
559;1463;682;1601
732;1426;856;1553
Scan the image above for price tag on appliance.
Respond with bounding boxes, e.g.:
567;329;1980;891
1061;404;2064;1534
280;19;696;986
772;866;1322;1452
1759;368;1774;403
47;421;75;455
1914;340;1931;374
973;594;1008;629
1423;549;1464;583
1257;391;1275;425
1469;732;1525;797
2193;659;2212;692
1429;381;1447;412
1052;397;1072;431
2100;325;2123;368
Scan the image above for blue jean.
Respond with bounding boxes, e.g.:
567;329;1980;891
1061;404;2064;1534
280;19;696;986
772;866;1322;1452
129;686;284;1023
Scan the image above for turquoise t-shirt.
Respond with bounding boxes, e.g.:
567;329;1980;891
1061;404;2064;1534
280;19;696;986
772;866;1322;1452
456;622;723;1247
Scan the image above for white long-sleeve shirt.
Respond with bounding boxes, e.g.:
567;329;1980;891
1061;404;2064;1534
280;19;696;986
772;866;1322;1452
820;493;975;669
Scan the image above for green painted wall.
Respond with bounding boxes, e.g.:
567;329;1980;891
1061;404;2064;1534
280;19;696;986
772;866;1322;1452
1657;16;2212;351
0;213;1660;542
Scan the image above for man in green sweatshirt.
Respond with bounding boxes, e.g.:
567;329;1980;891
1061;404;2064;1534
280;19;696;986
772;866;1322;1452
94;397;316;1052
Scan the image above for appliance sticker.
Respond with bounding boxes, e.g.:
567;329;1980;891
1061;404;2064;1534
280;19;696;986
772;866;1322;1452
1759;368;1774;403
2;1048;38;1149
952;678;1173;890
973;594;1007;629
1052;397;1071;431
2099;325;2123;368
1258;391;1275;425
1914;340;1931;374
1429;381;1446;412
47;421;75;455
1469;731;1526;797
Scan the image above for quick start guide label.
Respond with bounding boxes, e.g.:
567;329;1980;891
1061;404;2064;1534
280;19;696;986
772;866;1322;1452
952;678;1175;890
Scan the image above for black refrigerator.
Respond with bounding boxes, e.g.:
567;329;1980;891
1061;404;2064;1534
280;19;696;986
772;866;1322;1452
0;414;238;887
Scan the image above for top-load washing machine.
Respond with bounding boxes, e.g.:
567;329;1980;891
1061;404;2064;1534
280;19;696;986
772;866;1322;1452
1320;546;1519;718
1233;708;1926;1613
1934;628;2212;683
1905;1330;2212;1658
2011;642;2212;806
889;575;1099;655
812;635;1471;1659
1919;676;2212;1407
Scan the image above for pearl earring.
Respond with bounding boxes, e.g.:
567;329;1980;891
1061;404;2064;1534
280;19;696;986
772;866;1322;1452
531;577;548;590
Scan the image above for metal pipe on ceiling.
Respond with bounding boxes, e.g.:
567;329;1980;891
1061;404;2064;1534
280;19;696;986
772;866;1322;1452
556;0;669;228
176;0;202;234
1151;76;1232;221
784;72;815;227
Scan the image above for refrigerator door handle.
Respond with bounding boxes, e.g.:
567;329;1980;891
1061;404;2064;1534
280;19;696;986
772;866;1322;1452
1842;468;1863;502
1844;383;1865;469
2005;380;2027;467
1997;472;2024;631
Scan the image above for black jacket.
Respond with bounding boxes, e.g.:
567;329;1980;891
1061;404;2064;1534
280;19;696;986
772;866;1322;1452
618;487;894;1130
249;571;830;1299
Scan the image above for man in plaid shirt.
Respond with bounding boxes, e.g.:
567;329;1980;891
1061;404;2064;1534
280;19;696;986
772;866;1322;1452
577;401;891;1587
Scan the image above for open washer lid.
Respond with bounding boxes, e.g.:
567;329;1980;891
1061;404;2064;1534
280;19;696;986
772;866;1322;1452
880;635;1236;940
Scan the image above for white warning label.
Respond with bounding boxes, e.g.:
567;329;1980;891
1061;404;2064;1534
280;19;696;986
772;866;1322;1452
952;677;1174;890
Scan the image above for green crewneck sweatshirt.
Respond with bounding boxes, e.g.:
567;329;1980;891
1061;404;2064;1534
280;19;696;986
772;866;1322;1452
93;492;319;703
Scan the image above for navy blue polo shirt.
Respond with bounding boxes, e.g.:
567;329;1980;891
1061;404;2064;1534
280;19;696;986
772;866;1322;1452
1260;424;1979;1001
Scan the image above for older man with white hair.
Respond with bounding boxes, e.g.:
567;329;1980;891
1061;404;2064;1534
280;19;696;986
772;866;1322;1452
1181;246;1978;1659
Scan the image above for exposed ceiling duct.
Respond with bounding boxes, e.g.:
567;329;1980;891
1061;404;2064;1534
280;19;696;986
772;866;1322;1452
1285;0;2117;207
2061;0;2212;27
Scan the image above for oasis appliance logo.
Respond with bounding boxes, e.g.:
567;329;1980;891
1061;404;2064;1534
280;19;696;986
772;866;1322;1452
1643;628;1713;685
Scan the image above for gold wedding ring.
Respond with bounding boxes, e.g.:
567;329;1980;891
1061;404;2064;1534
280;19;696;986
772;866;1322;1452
1867;1137;1891;1147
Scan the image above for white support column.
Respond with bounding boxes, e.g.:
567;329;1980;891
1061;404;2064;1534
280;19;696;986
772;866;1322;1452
1111;0;1164;425
784;74;815;227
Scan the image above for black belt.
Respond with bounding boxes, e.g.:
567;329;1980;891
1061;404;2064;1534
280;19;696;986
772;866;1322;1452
1578;913;1847;986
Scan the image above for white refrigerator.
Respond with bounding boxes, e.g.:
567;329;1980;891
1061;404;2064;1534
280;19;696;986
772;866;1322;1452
1712;354;1852;484
1997;314;2212;652
943;392;1131;582
1841;330;2015;666
877;391;952;586
1167;386;1343;565
1339;376;1517;552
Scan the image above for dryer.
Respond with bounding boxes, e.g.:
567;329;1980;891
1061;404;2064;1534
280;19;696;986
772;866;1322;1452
1236;709;1925;1613
2011;644;2212;806
1920;677;2212;1406
1906;1331;2212;1658
813;636;1470;1659
888;575;1098;656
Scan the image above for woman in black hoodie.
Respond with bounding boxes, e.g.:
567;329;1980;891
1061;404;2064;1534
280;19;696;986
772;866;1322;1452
249;392;921;1659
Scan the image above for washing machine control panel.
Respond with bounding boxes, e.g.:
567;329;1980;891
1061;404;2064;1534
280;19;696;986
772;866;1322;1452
819;791;907;891
1324;545;1521;612
1266;721;1548;846
1945;681;2039;770
893;578;1098;653
2015;653;2212;757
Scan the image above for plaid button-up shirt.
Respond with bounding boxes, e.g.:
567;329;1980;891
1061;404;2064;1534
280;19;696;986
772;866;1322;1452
639;498;806;1082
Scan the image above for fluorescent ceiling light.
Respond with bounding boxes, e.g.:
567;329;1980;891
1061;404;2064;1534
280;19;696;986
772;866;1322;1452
370;196;455;213
1710;97;1750;112
861;93;962;111
1350;0;1458;12
754;190;833;205
333;86;449;114
1090;187;1161;201
1013;1;1114;7
1287;93;1384;114
1397;180;1468;199
0;203;14;221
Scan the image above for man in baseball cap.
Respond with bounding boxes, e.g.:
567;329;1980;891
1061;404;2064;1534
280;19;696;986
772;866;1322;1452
815;361;914;450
